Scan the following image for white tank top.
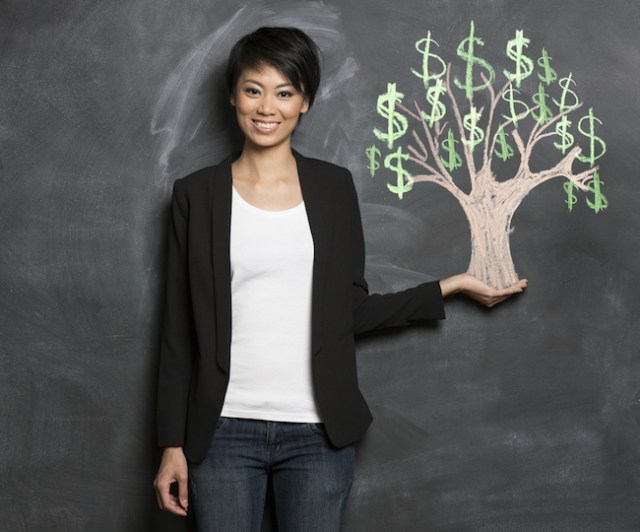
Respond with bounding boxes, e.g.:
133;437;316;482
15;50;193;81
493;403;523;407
220;187;321;422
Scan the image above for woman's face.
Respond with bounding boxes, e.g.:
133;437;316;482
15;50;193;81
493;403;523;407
231;64;309;150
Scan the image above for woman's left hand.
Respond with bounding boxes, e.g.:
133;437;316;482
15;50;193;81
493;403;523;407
440;273;528;307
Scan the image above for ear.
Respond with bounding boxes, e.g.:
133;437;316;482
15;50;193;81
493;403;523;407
230;94;236;107
300;98;310;114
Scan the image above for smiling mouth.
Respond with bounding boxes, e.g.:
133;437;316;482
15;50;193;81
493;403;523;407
252;119;280;131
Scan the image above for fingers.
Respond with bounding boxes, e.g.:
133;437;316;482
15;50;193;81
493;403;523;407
154;478;188;516
499;279;528;295
493;279;528;299
472;278;528;307
154;447;189;517
513;278;528;291
154;479;163;509
178;474;189;513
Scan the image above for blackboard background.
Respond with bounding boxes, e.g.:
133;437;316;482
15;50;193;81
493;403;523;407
2;0;639;530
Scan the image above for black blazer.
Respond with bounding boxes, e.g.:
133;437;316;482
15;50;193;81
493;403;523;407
156;150;446;463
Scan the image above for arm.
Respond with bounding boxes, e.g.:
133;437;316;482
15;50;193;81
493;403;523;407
345;171;526;335
345;171;446;335
154;179;195;515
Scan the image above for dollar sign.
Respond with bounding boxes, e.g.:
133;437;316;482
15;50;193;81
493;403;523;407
503;29;534;88
454;20;495;100
411;31;447;89
576;108;607;166
537;48;557;85
494;128;514;161
501;84;530;127
373;83;408;150
563;180;578;212
586;170;608;213
385;147;413;199
422;78;447;127
365;145;381;177
553;116;574;154
531;82;553;124
463;106;484;149
553;73;580;113
440;128;462;171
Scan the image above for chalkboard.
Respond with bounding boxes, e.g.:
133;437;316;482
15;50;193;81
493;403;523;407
2;0;639;530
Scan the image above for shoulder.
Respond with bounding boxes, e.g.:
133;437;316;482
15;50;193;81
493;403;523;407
300;154;348;173
294;150;353;185
172;152;236;193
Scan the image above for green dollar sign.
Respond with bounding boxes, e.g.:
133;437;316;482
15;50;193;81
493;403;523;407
553;73;580;113
563;180;578;212
421;78;447;127
553;116;574;154
501;84;530;127
503;29;534;89
411;31;447;89
586;170;608;213
385;147;413;199
463;106;484;149
440;128;462;171
373;83;408;150
576;108;607;166
365;145;381;177
494;128;514;161
537;48;557;85
454;20;495;100
531;82;553;124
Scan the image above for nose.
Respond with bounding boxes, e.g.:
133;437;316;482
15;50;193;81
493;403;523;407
257;93;276;115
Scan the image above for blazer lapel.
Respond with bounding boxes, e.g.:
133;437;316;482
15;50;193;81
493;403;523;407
294;150;327;355
211;154;234;373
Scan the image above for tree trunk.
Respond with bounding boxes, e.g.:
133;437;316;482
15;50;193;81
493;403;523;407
461;197;520;289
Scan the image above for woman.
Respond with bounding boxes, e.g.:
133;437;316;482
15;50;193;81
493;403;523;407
153;26;527;531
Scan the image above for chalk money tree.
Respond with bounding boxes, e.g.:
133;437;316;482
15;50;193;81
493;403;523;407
367;21;607;289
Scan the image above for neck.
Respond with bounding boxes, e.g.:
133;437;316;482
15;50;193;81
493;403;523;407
234;141;297;182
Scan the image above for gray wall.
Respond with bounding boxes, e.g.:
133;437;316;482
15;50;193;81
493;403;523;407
2;0;639;530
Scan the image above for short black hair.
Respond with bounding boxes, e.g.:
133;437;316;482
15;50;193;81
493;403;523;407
226;27;322;108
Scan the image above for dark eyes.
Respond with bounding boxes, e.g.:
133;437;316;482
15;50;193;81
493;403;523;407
243;87;294;98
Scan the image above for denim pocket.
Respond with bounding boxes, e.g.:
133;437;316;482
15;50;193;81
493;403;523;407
215;416;229;432
305;422;327;437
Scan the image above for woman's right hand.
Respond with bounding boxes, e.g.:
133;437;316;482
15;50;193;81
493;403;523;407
153;446;189;516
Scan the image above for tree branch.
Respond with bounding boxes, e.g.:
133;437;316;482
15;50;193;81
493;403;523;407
408;167;468;201
407;129;428;162
527;103;583;153
489;104;539;164
397;101;421;122
444;64;477;179
510;128;528;178
536;131;559;141
480;73;511;169
405;151;440;177
526;146;595;193
398;99;459;189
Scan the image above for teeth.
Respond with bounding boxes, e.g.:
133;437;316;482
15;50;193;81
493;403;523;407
254;120;278;129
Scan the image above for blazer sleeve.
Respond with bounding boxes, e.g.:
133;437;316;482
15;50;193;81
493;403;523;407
345;171;446;336
156;179;195;448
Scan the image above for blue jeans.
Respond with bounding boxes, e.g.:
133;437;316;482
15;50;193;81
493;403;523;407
188;417;355;532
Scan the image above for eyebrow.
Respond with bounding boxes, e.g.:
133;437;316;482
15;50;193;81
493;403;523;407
242;79;294;89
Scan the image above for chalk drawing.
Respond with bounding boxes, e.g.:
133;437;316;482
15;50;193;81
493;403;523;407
369;21;607;289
